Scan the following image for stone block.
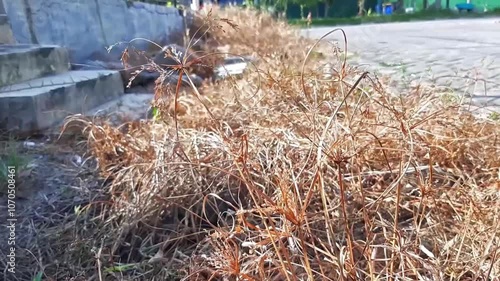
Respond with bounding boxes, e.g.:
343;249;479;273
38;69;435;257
0;14;15;44
0;44;70;87
0;70;124;135
3;0;185;64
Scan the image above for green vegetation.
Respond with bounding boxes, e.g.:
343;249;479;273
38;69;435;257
290;9;500;26
0;139;29;194
489;111;500;121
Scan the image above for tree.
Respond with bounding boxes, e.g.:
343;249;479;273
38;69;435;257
322;0;334;17
358;0;365;16
435;0;442;9
256;0;284;17
292;0;319;19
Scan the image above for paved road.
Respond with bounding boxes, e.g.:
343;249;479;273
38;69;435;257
303;18;500;108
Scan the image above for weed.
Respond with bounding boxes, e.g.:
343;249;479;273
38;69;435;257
0;140;29;194
32;272;43;281
488;111;500;121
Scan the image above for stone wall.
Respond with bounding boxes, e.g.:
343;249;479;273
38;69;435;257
0;0;15;44
2;0;185;63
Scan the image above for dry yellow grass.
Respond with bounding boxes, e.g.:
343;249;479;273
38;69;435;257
12;7;500;281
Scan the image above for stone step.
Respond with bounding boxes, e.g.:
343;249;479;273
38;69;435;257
0;70;124;136
0;44;70;87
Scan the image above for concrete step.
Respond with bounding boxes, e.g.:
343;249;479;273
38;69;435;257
0;70;124;136
0;44;70;87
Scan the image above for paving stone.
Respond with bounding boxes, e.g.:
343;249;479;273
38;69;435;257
303;17;500;110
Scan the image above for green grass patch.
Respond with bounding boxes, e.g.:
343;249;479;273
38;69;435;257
290;9;500;27
488;111;500;121
0;140;29;194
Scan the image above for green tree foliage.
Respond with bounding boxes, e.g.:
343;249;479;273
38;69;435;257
291;0;319;18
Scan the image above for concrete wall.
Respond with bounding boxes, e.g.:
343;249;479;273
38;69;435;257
2;0;185;63
0;0;15;44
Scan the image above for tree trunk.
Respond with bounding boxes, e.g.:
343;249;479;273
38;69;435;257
358;0;365;16
423;0;428;9
435;0;442;9
324;2;329;17
446;0;450;9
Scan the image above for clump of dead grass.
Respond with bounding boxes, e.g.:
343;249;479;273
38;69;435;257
24;7;500;281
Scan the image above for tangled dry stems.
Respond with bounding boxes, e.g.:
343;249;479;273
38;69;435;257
11;7;500;281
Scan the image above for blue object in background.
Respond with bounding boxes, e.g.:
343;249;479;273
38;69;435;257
218;0;244;6
456;3;475;12
384;4;393;15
